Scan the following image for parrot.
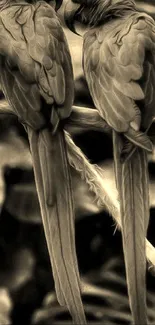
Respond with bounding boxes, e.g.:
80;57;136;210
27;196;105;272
64;0;155;324
0;0;87;323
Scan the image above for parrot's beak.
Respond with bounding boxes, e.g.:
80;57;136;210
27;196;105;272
55;0;63;11
64;1;82;35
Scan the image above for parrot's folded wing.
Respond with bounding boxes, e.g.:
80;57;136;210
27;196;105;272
0;2;86;323
83;12;155;325
83;13;155;134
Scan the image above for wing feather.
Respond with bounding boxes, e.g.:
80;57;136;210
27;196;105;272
83;12;155;135
0;1;74;128
0;2;86;322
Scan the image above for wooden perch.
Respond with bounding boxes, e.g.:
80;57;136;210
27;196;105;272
67;105;111;133
0;99;155;269
0;100;111;133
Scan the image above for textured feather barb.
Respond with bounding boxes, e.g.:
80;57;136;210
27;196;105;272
28;127;87;324
113;131;149;324
76;3;155;325
0;1;86;323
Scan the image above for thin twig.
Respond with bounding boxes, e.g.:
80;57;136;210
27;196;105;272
82;281;129;305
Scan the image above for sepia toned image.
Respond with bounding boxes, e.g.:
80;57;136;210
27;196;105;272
0;0;155;324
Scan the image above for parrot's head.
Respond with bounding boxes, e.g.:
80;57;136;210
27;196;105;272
64;0;136;32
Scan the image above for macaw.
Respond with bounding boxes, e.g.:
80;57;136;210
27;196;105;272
0;0;86;323
65;0;155;324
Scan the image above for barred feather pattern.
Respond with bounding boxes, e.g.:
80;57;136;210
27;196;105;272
113;130;149;325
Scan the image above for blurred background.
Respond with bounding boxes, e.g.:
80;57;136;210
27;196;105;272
0;1;155;324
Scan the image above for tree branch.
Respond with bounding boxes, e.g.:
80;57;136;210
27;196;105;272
66;105;111;133
0;100;111;133
0;99;155;269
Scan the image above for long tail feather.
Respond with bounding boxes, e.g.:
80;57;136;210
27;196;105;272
27;126;87;324
113;130;149;325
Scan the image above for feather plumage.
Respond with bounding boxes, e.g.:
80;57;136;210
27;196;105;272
82;8;155;325
113;131;149;324
0;1;86;324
